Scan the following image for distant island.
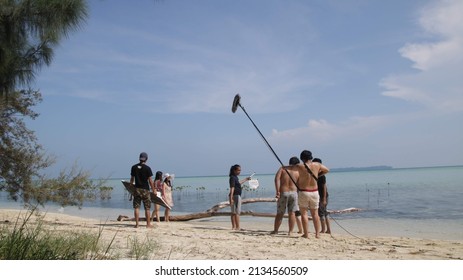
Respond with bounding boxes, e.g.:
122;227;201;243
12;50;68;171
330;166;393;172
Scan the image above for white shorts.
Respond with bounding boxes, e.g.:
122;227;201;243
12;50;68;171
298;190;319;210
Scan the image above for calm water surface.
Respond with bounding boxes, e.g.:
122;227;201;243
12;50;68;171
2;166;462;240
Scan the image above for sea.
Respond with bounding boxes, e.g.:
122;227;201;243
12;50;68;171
1;166;462;241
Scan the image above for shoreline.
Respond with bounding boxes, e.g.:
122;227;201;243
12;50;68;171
1;208;462;260
3;201;462;241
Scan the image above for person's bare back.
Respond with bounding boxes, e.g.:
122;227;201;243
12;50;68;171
284;150;330;239
276;168;299;192
296;162;328;191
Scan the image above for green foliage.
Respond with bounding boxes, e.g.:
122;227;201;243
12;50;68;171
0;208;113;260
0;0;100;207
26;166;109;207
0;90;53;200
99;186;114;200
0;208;175;260
242;184;259;192
126;235;158;260
0;0;89;94
174;185;192;191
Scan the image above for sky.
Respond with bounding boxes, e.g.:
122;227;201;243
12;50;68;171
30;0;463;178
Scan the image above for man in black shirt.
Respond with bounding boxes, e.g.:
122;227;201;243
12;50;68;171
130;152;156;228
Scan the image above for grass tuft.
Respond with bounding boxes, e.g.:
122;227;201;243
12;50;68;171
0;208;162;260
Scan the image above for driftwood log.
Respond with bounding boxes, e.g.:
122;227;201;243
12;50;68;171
205;197;277;213
117;197;361;222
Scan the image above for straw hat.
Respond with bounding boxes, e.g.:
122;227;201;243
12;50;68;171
163;173;175;180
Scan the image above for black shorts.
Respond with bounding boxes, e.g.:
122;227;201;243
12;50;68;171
318;197;329;219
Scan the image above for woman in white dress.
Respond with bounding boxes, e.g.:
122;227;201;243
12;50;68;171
151;171;164;222
162;173;174;222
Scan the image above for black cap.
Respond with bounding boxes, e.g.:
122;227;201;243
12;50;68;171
139;152;148;161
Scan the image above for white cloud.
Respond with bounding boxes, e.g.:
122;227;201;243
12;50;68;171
381;0;463;112
418;0;463;37
271;115;391;145
399;40;461;71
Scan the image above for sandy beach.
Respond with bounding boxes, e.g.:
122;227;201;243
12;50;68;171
1;209;462;260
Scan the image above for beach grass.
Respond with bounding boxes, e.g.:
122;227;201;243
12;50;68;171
0;209;157;260
126;235;159;260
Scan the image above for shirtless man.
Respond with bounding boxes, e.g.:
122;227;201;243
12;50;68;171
272;156;301;235
286;150;329;238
